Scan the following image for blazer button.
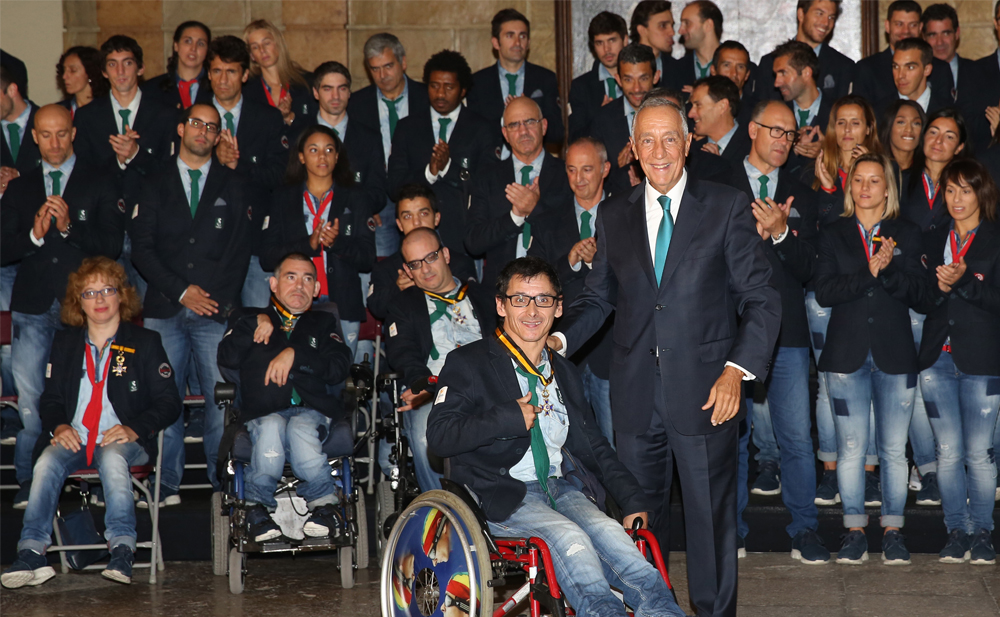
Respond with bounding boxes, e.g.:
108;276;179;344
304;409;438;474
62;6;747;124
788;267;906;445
649;349;655;356
655;304;663;310
867;317;874;324
949;319;955;326
498;467;506;475
189;238;196;244
515;448;524;455
950;293;957;300
187;263;194;269
51;257;58;264
867;290;873;297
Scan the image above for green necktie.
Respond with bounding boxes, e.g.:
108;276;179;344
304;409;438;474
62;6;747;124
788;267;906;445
188;168;202;218
505;72;519;97
520;165;533;249
283;327;302;405
653;195;673;284
605;77;617;99
49;170;63;197
759;176;769;201
6;124;20;161
118;109;131;134
331;127;339;139
696;59;710;79
224;111;235;135
383;96;403;138
427;289;459;360
580;210;592;240
514;365;557;510
438;117;451;142
797;109;810;128
629;110;636;129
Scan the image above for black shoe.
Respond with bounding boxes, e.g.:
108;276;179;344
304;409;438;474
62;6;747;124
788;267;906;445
814;469;840;506
1;549;55;589
791;529;831;564
881;530;910;565
836;530;868;565
970;528;997;565
737;535;746;559
915;471;941;506
939;529;971;563
101;545;134;584
751;460;781;496
246;505;282;542
12;482;30;510
864;471;882;507
303;503;343;539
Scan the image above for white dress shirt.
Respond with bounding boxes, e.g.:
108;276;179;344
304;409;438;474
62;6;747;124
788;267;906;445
425;105;462;183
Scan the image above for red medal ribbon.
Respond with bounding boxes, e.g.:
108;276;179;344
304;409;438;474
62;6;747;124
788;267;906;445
948;229;975;265
922;172;939;210
262;78;287;109
837;168;847;192
856;221;881;263
304;189;333;296
177;78;198;109
82;343;112;465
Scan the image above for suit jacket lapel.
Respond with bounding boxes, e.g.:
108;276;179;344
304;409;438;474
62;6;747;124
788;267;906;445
489;336;527;402
659;181;708;289
625;184;657;289
194;164;226;226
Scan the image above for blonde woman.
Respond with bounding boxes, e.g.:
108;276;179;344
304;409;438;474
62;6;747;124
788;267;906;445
242;19;311;130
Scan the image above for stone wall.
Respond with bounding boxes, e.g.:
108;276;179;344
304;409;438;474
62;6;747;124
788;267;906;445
876;0;999;60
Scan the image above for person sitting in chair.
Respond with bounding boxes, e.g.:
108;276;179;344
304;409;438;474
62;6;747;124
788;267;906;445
427;257;686;617
216;252;353;543
1;257;180;589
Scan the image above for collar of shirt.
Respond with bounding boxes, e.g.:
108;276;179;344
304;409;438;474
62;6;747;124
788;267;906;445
623;96;637;130
742;156;779;201
378;79;410;165
694;53;712;77
709;120;739;153
110;90;142;134
644;170;688;258
42;153;77;195
1;101;31;138
574;193;603;231
430;105;462;143
175;69;204;96
656;54;664;76
948;54;960;85
813;43;823;56
793;90;822;127
901;83;932;113
317;111;349;138
498;61;526;99
513;148;545;185
597;62;613;83
213;94;243;134
177;156;211;203
301;185;334;230
84;332;117;373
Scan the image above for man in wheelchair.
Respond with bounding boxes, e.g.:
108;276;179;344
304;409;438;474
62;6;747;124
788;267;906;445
217;253;353;543
427;257;686;617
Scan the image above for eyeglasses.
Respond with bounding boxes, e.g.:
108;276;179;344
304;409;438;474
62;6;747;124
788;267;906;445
755;122;798;143
81;287;117;300
504;118;542;131
404;247;443;271
187;117;221;134
503;294;559;308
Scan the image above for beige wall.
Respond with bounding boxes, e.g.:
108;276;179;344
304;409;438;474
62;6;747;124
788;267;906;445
877;0;999;59
1;0;66;106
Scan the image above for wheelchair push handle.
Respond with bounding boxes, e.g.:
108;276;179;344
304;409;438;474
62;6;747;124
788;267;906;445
408;375;438;396
376;372;401;394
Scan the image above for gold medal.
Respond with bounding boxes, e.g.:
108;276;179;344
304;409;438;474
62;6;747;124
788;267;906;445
112;350;127;377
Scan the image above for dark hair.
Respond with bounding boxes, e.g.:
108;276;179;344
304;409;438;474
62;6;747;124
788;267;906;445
423;49;473;93
895;36;933;66
396;183;439;216
276;252;317;276
285;125;355;187
630;1;673;42
495;257;562;299
100;35;144;69
796;0;842;18
941;159;998;223
878;99;926;161
712;40;749;70
996;0;1000;21
312;61;352;90
921;3;958;31
0;65;11;93
491;9;530;40
771;39;819;77
57;46;108;100
692;75;740;119
588;12;629;55
887;0;922;19
643;86;685;107
166;21;211;77
909;107;969;194
208;35;250;72
180;103;220;125
618;42;657;71
691;1;724;40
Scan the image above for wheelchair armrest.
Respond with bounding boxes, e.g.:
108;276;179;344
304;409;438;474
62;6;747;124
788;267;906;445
214;381;237;406
376;372;400;394
439;478;501;556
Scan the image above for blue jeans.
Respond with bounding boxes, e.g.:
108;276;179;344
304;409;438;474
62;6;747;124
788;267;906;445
402;399;442;493
749;397;780;462
244;407;336;509
144;309;226;491
19;441;148;554
580;364;613;448
241;255;272;309
1;264;17;397
11;301;64;484
355;272;375;364
341;319;360;361
805;291;837;462
828;353;916;529
920;353;1000;533
375;199;400;257
487;478;685;617
908;310;938;475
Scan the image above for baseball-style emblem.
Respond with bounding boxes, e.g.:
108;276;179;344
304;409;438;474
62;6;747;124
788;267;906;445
975;272;985;281
159;363;173;379
920;254;928;269
792;229;798;237
330;332;343;343
281;135;289;149
117;198;126;213
367;217;377;232
247;205;253;221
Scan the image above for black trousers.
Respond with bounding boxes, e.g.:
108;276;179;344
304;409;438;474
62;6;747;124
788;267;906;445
617;384;739;617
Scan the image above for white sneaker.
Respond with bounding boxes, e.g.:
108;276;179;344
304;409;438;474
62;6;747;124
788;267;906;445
0;435;16;446
908;466;922;492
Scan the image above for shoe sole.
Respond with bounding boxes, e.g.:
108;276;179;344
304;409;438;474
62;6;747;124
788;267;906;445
182;436;203;444
864;501;882;507
971;558;997;565
814;494;841;506
882;555;911;565
136;495;181;509
751;487;782;496
737;548;746;559
0;437;16;446
915;499;942;506
101;568;132;584
0;566;54;589
995;487;1000;502
254;529;282;543
12;502;27;510
836;552;868;565
939;552;970;564
791;549;830;564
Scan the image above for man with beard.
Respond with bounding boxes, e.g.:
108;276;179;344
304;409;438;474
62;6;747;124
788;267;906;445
568;11;628;142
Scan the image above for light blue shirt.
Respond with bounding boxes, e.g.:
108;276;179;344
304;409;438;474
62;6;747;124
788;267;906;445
597;63;617;98
509;350;568;484
693;53;712;79
42;153;77;197
71;335;123;446
213;95;243;135
177;156;211;206
623;97;637;132
512;149;544;258
425;279;483;376
498;62;526;99
742;156;779;201
316;111;349;139
948;55;960;88
710;121;739;154
813;43;823;56
574;195;602;235
1;102;31;154
793;91;822;127
379;79;411;166
302;187;334;233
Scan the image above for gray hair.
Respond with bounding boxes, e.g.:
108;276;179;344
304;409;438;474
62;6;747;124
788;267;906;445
568;136;609;165
363;32;406;62
631;94;688;142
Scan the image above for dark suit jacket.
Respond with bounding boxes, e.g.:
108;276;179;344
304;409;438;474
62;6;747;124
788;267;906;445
384;282;496;390
814;216;925;374
557;178;781;436
853;47;955;109
227;98;289;193
242;72;314;140
140;72;213;120
916;222;1000;375
899;167;950;232
260;182;376;322
336;115;387;218
217;305;353;422
0;163;124;314
1;102;41;174
691;120;753;169
131;158;252;323
465;151;573;289
973;52;1000;148
467;62;564;148
756;44;855;102
426;336;653;522
784;94;835;181
38;322;181;460
347;76;430;138
587;97;634;195
873;86;952;128
569;60;615;142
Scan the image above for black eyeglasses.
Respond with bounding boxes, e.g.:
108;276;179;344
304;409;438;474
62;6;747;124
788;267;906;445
504;118;542;131
503;294;559;308
755;122;798;143
187;117;221;134
404;247;443;271
81;287;117;300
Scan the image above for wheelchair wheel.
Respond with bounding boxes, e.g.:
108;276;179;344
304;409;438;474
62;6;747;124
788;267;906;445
340;546;355;589
355;486;370;570
380;490;494;617
375;480;394;560
228;547;245;595
211;492;229;576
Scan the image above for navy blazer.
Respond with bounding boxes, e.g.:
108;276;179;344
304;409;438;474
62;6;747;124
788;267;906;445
426;336;653;522
783;94;835;181
467;61;564;148
568;60;615;142
0;102;41;175
587;96;635;195
973;52;1000;148
873;87;953;129
853;48;955;110
557;178;781;436
899;167;951;232
756;44;855;102
347;76;430;138
242;72;314;139
140;72;214;121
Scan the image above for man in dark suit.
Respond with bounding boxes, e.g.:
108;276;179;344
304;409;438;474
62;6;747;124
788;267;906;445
771;40;833;179
711;41;760;128
550;94;781;617
131;103;252;503
1;64;40;192
722;100;829;564
755;1;855;102
427;256;686;617
206;35;288;309
688;75;751;166
0;105;125;508
349;33;430;257
568;11;628;142
388;50;493;276
465;97;572;292
384;228;495;492
873;37;952;122
467;8;564;151
973;1;1000;148
630;0;684;91
677;0;724;91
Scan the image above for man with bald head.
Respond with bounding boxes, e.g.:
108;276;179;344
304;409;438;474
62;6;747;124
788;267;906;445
385;227;496;492
1;104;125;507
550;93;780;617
465;97;571;290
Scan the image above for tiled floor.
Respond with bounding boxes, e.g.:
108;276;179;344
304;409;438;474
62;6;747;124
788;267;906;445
3;552;999;616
